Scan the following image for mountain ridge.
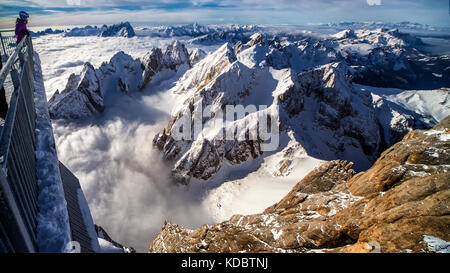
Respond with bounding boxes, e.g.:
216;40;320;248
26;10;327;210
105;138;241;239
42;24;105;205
153;32;446;184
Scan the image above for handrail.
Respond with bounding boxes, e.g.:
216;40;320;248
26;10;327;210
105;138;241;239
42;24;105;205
0;37;25;87
0;35;39;253
0;31;18;64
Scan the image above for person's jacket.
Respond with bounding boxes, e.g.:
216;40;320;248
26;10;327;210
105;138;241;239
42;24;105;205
15;18;29;44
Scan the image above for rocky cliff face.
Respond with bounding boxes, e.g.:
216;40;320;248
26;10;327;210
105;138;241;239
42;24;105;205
149;116;450;253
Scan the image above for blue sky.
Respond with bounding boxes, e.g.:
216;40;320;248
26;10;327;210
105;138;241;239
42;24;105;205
0;0;449;28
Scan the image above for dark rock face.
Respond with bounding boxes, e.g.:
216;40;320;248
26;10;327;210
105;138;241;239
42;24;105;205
30;28;64;37
100;22;136;38
139;41;191;89
280;62;382;166
149;116;450;253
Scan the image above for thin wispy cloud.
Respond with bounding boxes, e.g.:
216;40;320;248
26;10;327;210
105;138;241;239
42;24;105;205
0;1;448;32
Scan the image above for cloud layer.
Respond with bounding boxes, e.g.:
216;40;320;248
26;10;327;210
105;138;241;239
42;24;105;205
53;89;215;252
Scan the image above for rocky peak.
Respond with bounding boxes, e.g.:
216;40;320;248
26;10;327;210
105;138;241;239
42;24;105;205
332;29;356;40
163;40;190;67
139;41;192;89
170;42;237;95
279;62;381;167
246;32;265;47
49;62;103;119
189;48;207;67
78;63;103;109
149;116;450;253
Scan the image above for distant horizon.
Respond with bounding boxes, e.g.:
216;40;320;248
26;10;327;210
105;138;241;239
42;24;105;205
0;0;449;29
1;20;449;33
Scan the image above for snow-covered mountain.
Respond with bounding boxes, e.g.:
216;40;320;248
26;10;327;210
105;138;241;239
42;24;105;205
174;26;447;90
48;27;449;185
260;28;448;90
64;25;105;37
64;22;136;38
150;117;450;253
43;23;449;90
321;21;448;32
152;33;447;184
30;28;64;37
48;62;107;119
136;23;260;45
331;28;448;90
48;41;204;119
142;23;260;38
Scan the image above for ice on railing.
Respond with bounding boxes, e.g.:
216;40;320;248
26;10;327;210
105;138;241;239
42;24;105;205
32;52;72;252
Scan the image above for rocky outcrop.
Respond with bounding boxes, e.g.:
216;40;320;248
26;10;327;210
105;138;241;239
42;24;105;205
48;63;104;119
189;48;207;67
95;225;136;253
149;116;450;253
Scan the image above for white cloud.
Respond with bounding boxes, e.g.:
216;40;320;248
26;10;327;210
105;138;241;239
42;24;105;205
66;0;81;6
366;0;381;6
53;81;215;252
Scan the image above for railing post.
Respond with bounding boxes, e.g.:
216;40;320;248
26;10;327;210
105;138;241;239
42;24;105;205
0;168;38;253
19;53;24;69
0;32;7;61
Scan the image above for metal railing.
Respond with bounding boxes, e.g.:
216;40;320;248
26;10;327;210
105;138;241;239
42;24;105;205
0;33;38;253
0;30;17;62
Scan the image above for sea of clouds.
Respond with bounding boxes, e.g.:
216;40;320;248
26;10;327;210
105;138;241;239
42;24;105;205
33;34;221;251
